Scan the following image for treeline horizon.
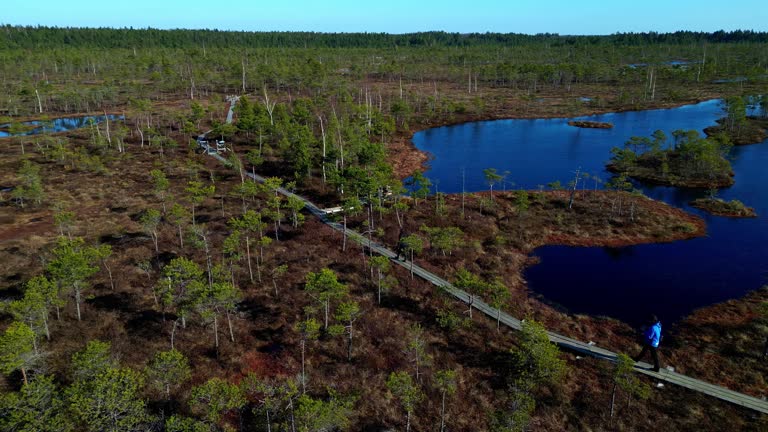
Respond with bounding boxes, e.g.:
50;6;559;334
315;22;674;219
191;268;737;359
2;25;768;49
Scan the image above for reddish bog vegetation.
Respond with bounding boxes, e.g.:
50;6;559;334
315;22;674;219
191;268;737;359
0;122;765;431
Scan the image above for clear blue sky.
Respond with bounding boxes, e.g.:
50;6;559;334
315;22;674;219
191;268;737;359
3;0;765;35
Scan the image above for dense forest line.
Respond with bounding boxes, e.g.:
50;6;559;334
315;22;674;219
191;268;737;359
1;27;766;120
2;26;768;49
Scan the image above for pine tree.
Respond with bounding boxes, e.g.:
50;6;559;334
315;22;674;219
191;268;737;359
453;268;487;319
434;369;458;432
150;169;170;213
67;367;148;432
12;160;44;208
329;301;362;361
512;319;567;391
46;237;100;321
295;317;321;394
386;371;424;432
190;378;245;426
304;268;348;330
146;349;192;399
0;322;39;385
8;280;51;341
0;375;73;432
139;209;161;253
185;180;215;224
486;278;511;331
294;391;355;432
70;340;116;382
609;353;650;419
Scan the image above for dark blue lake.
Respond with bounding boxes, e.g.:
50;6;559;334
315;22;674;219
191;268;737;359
412;100;768;326
0;114;123;138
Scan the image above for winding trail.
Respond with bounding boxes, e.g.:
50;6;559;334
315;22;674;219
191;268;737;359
203;97;768;415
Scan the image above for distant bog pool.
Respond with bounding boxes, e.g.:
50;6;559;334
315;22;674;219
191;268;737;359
0;114;123;137
412;100;768;325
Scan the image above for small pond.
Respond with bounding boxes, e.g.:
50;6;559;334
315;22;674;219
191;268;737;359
0;114;124;138
412;100;768;326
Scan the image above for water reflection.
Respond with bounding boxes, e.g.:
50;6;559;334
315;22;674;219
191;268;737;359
602;246;636;260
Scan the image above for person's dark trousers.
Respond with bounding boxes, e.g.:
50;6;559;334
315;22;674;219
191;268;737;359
633;344;660;372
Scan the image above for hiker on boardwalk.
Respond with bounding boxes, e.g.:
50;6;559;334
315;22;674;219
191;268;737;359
633;315;662;372
395;229;406;260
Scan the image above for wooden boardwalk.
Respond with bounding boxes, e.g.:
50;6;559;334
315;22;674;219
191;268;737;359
209;98;768;415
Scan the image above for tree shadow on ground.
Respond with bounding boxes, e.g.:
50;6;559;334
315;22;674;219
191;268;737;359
87;291;137;313
126;309;166;339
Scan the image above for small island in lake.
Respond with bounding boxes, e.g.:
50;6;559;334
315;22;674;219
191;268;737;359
703;96;768;145
704;116;768;145
568;120;614;129
607;129;734;188
690;197;757;218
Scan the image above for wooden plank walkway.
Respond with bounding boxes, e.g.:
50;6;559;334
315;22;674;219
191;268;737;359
209;98;768;415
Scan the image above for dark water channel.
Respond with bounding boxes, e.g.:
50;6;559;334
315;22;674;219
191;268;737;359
0;114;123;138
412;100;768;326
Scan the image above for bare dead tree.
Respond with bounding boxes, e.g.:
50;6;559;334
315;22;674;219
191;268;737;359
262;86;276;125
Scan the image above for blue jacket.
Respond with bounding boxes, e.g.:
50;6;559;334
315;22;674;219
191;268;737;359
644;321;662;347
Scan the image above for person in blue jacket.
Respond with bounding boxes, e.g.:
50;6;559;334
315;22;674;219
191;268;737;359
633;315;662;372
